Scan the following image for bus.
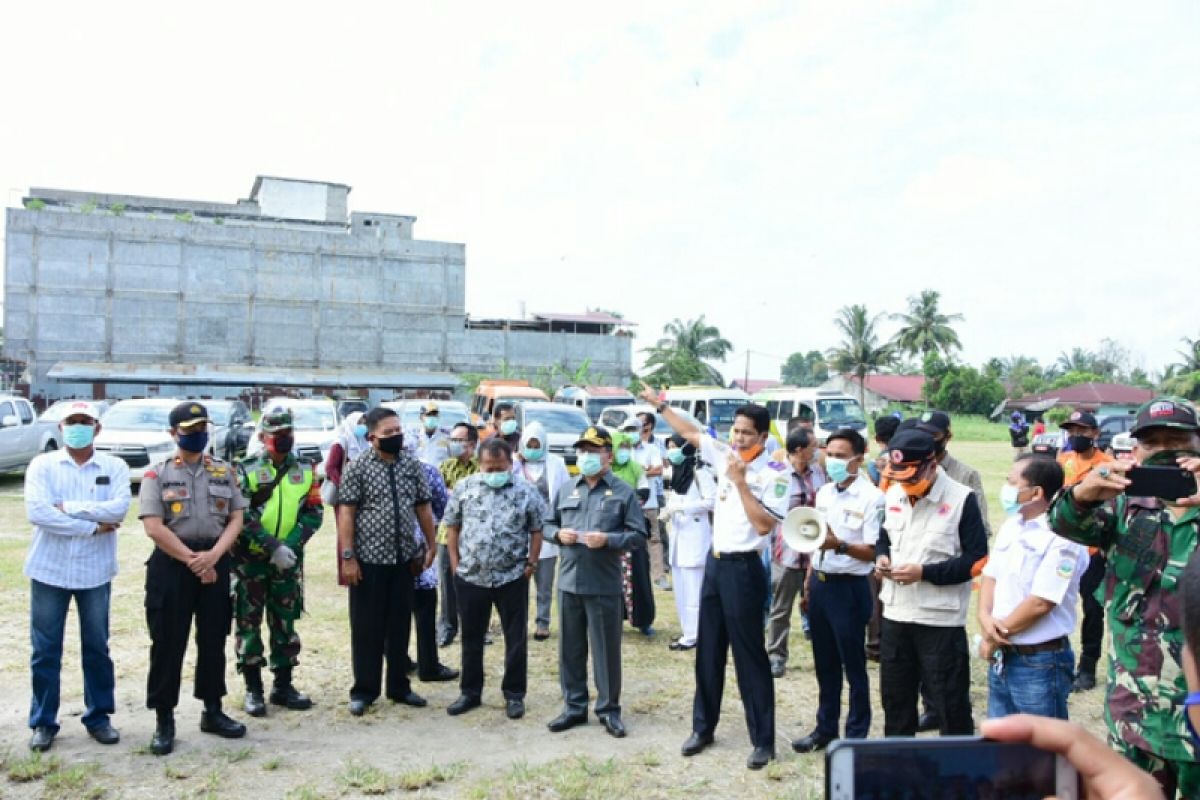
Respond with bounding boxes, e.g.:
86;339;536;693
753;387;867;445
661;386;752;436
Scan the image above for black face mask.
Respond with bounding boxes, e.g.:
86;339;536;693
1068;435;1095;453
267;434;294;456
377;434;404;455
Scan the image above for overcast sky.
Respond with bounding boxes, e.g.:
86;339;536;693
2;2;1198;380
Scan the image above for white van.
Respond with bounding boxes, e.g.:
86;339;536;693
661;386;751;436
552;385;635;423
752;387;867;445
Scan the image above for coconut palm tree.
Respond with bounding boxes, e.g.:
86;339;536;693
890;290;964;360
1175;335;1200;373
642;316;733;386
827;305;894;410
1056;348;1098;375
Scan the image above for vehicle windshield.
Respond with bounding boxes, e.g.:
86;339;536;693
709;399;745;430
585;397;632;420
282;405;337;431
523;406;591;435
206;404;233;425
817;399;866;427
401;406;468;429
102;405;172;430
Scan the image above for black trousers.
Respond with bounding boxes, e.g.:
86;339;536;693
693;552;775;749
457;575;528;701
145;545;232;711
349;562;414;703
808;574;873;739
624;544;656;630
412;587;439;678
1078;552;1106;676
880;619;973;736
437;545;458;640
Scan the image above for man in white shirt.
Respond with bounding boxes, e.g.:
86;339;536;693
632;413;669;588
644;387;790;770
980;454;1087;721
792;429;883;753
24;401;131;752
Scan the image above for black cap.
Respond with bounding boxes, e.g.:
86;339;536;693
169;401;210;429
1061;410;1099;430
915;410;951;437
883;428;937;481
1130;397;1200;438
874;415;901;443
573;426;613;449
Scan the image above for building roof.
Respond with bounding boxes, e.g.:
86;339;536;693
1014;382;1154;410
729;379;780;394
531;312;636;327
47;362;458;390
843;374;926;403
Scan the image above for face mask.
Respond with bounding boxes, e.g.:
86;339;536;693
667;448;686;465
1068;435;1095;453
482;471;510;489
267;434;294;456
578;452;603;477
522;446;544;462
615;449;631;465
423;416;439;432
354;424;368;439
826;457;852;484
902;477;934;500
999;484;1027;516
176;430;209;453
500;419;519;436
63;423;95;449
448;441;467;458
377;434;404;455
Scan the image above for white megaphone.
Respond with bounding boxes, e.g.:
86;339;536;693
782;506;827;554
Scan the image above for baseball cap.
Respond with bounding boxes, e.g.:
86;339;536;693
915;410;952;437
169;402;210;429
261;409;294;433
421;401;439;415
60;400;102;422
874;415;901;443
1060;410;1099;430
573;426;613;449
883;428;937;481
1130;397;1200;438
620;417;641;431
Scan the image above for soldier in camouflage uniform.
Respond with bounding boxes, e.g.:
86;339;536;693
1047;396;1200;799
233;410;324;717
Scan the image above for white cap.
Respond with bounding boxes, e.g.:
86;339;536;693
61;400;102;421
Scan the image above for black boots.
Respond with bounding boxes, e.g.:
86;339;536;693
243;667;266;717
269;667;313;710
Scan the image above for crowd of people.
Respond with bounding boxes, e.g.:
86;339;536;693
19;390;1200;797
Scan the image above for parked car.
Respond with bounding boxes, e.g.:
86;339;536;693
1111;432;1135;459
40;399;113;423
0;395;63;473
94;398;186;481
513;401;592;472
552;385;636;423
337;398;370;419
381;399;470;432
597;403;704;448
1030;433;1060;457
1098;414;1135;453
246;397;340;473
204;399;254;463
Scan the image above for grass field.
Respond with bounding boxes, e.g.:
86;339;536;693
0;437;1105;799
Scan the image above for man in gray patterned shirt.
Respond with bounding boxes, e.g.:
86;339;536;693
444;438;544;720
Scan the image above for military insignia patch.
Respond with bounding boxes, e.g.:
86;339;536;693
171;502;183;514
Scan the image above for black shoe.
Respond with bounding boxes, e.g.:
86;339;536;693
199;710;247;739
269;684;313;710
681;732;714;757
393;691;427;708
770;659;786;679
420;664;460;682
1072;672;1096;693
28;725;55;752
547;711;588;733
916;711;940;732
150;720;175;756
600;714;626;738
447;695;481;716
791;730;833;754
669;640;696;651
437;632;456;648
244;690;267;717
506;699;525;720
348;698;368;717
88;723;120;745
747;746;775;770
533;628;551;641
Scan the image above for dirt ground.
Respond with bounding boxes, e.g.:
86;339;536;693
0;443;1108;799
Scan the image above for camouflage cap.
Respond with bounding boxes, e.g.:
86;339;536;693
1130;397;1200;438
261;409;294;434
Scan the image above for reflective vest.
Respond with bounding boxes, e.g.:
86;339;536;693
247;456;314;548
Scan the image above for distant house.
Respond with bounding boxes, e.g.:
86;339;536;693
1008;382;1154;420
820;374;926;415
729;378;780;394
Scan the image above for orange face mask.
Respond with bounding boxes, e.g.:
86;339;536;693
900;461;936;501
738;443;765;463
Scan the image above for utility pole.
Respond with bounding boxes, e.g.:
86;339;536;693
744;350;750;391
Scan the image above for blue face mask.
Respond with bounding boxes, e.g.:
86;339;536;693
423;416;439;432
667;448;685;465
999;484;1027;516
826;457;852;484
355;424;368;439
615;449;631;465
578;452;603;477
500;419;519;436
448;441;467;458
63;423;96;449
176;430;209;453
522;446;544;462
481;471;510;489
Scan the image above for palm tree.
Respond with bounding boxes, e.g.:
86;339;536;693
1175;335;1200;373
1056;348;1097;375
827;305;894;410
642;316;733;386
890;290;963;360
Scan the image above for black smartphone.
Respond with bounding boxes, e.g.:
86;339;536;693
1125;465;1197;501
826;737;1077;800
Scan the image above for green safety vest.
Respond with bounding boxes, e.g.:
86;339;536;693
247;457;315;547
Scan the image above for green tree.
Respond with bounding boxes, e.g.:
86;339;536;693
827;305;894;411
641;316;733;386
780;350;829;386
1174;335;1200;373
998;355;1045;397
1055;348;1098;376
926;361;1006;415
1050;370;1107;390
890;290;964;361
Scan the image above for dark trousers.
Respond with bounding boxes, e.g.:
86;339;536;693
145;547;232;711
808;573;873;739
412;587;439;678
348;562;414;703
693;553;776;749
865;572;883;659
559;591;623;717
457;575;529;700
623;545;656;630
880;619;972;736
29;580;114;732
1078;552;1106;676
437;545;458;641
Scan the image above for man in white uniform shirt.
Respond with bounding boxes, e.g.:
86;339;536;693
792;428;883;753
979;454;1087;721
643;387;789;770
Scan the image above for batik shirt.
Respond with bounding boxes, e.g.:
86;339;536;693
443;474;545;588
337;448;431;566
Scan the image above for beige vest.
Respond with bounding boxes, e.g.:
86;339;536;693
880;469;973;627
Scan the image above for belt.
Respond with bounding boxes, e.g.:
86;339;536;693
814;570;866;582
713;550;759;561
999;636;1069;656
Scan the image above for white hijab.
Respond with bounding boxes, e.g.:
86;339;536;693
518;421;548;479
336;411;369;463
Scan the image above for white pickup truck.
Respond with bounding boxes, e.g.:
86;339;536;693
0;395;63;473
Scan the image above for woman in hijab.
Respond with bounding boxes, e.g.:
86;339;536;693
611;432;656;635
327;411;369;586
663;433;716;650
515;422;570;640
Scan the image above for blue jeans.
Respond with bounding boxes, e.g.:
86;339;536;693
986;645;1074;720
29;579;115;732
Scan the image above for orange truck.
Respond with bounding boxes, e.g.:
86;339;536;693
469;379;549;427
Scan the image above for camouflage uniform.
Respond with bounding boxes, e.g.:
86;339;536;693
233;422;323;673
1049;472;1200;797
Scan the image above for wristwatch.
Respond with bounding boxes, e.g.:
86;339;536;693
341;548;355;561
656;401;667;414
835;540;850;556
